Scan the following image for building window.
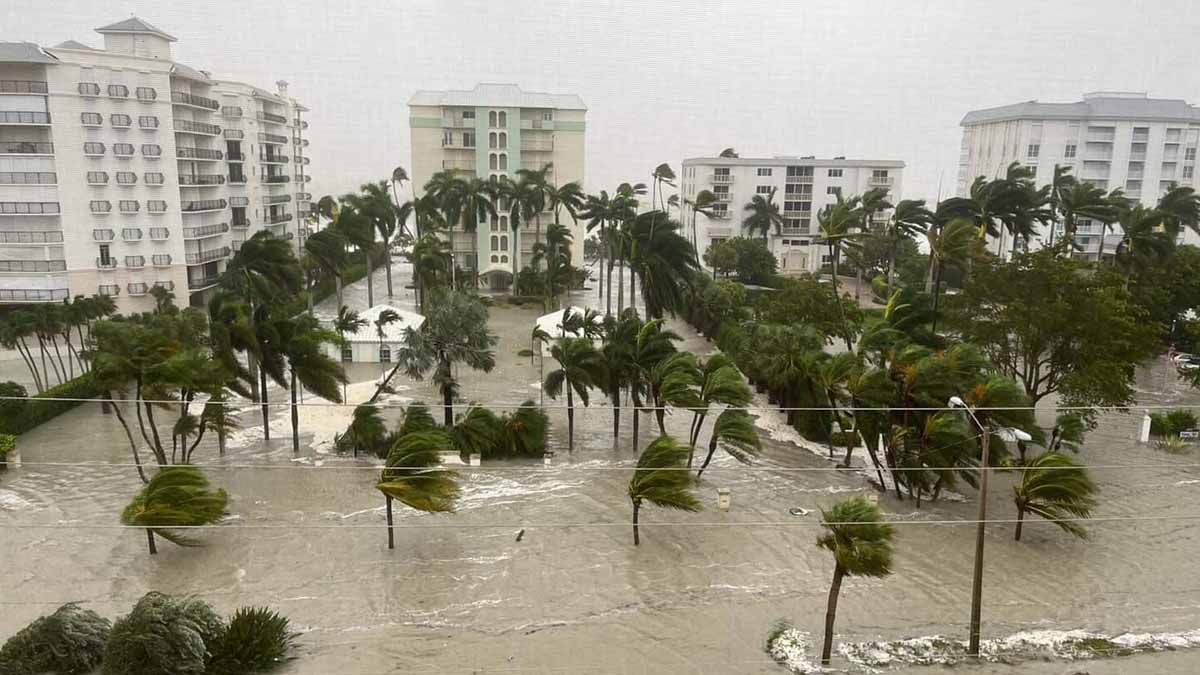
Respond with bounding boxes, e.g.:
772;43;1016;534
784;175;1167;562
78;82;100;96
785;183;812;195
463;132;474;147
489;153;498;170
379;345;391;363
81;112;102;126
87;171;109;185
84;142;105;156
787;166;814;177
498;154;507;170
462;110;475;119
489;111;497;127
826;186;841;195
490;254;499;263
1187;147;1197;161
116;171;137;185
147;200;167;213
90;200;112;213
756;185;772;194
138;115;159;128
135;86;156;101
498;111;507;126
491;235;499;251
757;168;773;176
141;144;161;157
501;254;508;263
118;200;139;213
107;84;129;98
341;347;353;363
144;172;164;185
500;235;508;250
1064;144;1076;159
1186;166;1195;179
543;111;553;121
111;114;131;128
1027;144;1040;158
443;130;453;146
489;132;497;149
827;168;843;177
499;132;507;149
98;244;111;266
113;143;134;156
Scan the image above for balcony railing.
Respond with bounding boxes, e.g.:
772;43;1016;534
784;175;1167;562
442;159;475;171
710;174;734;184
713;192;732;202
298;175;311;183
0;202;59;215
183;222;230;239
93;229;115;241
258;132;288;144
786;175;814;184
0;80;48;94
226;151;245;162
297;192;312;201
442;118;474;128
709;209;732;220
152;254;172;266
0;171;56;185
174;119;222;135
149;227;170;240
256;111;288;124
259;153;287;164
124;256;145;269
265;174;290;183
780;227;812;237
294;156;310;165
266;213;293;224
521;139;554;152
181;199;227;213
0;111;50;124
0;288;68;302
188;275;220;290
185;247;231;265
179;174;226;186
869;176;894;186
0;141;53;155
0;231;62;244
177;147;223;160
153;280;175;292
232;218;250;229
98;284;119;297
170;91;220;110
127;283;149;296
263;194;291;204
0;260;65;272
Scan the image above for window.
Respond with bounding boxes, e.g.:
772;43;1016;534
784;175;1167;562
463;132;474;147
827;168;843;177
110;114;131;127
1064;144;1077;158
498;154;507;170
757;168;773;176
489;153;498;170
498;111;507;126
341;346;353;363
87;171;109;185
1027;144;1040;158
141;144;161;157
78;82;100;96
462;110;475;119
147;200;167;213
116;171;137;185
121;227;142;240
1187;148;1197;161
501;255;508;263
826;186;841;195
490;254;499;263
543;111;553;121
118;200;139;213
107;84;129;98
785;183;812;195
81;112;102;126
138;115;159;129
489;132;497;149
1186;166;1195;179
144;172;164;185
756;185;772;194
489;111;497;127
113;143;134;156
98;244;111;266
787;166;814;177
222;106;243;117
499;132;507;149
135;86;156;101
90;200;112;213
84;142;105;155
491;235;499;251
379;345;391;363
500;235;508;250
443;130;453;146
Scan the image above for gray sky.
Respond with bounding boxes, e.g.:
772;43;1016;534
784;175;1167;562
9;0;1200;203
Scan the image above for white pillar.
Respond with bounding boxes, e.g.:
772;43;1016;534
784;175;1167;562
1139;410;1152;444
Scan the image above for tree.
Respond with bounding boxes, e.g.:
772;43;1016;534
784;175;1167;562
718;148;739;158
390;166;410;236
687;353;752;466
332;305;367;398
377;428;460;550
580;190;617;312
344;181;401;297
304;228;348;310
685;189;720;265
627;318;683;447
742;189;784;242
817;497;894;664
544;337;607;451
647;351;700;436
702;238;738;279
331;204;379;307
601;310;638;441
756;274;863;346
817;195;865;350
1114;204;1174;283
373;308;401;372
627;210;699;318
447;175;498;285
882;199;933;294
274;314;346;454
338;404;388;457
1012;452;1097;541
395;289;497;425
491;402;549;458
544;222;575;304
926;217;976;333
695;408;759;479
407;234;452;311
498;173;544;276
628;436;702;545
120;466;228;555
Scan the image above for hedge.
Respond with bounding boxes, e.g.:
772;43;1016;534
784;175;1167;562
0;434;13;468
0;373;100;436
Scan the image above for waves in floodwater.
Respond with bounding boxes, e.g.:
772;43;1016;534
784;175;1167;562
3;261;1200;673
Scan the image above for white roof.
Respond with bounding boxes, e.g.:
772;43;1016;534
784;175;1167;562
95;17;177;42
333;305;425;344
409;83;586;111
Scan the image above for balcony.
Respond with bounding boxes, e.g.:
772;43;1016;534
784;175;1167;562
259;153;287;164
0;259;65;273
174;119;222;136
299;120;308;130
188;274;220;290
713;192;733;203
258;132;288;144
442;158;475;171
226;151;245;162
256;111;288;125
521;139;554;152
170;91;220;111
293;137;309;147
0;231;62;244
177;147;223;160
266;213;293;224
780;227;812;237
0;111;51;125
149;227;170;240
183;222;230;239
0;171;56;185
153;280;175;292
124;256;146;270
93;229;115;241
709;209;732;220
0;288;68;302
0;141;53;155
223;129;244;141
298;175;310;183
263;194;291;205
443;118;474;128
179;174;226;186
232;218;250;229
785;175;814;184
127;282;149;296
707;227;733;237
519;119;552;130
296;192;312;201
869;176;894;186
98;284;119;297
185;247;231;265
121;228;143;241
0;202;59;215
265;174;291;183
0;80;48;94
228;174;247;185
294;156;310;165
710;174;734;184
181;199;227;213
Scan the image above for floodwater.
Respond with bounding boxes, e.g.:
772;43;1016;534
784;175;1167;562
2;260;1200;674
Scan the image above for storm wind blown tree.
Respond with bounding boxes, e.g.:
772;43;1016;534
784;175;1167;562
628;435;702;545
695;408;759;479
120;466;228;556
273;314;347;454
377;428;460;550
817;497;894;665
1012;451;1097;541
543;337;607;451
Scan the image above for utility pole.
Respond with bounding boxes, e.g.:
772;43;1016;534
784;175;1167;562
968;426;989;655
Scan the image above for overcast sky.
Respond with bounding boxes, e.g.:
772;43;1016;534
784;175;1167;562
9;0;1200;203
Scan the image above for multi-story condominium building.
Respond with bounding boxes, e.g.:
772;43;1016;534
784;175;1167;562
0;17;311;312
959;91;1200;257
408;84;585;288
681;156;904;274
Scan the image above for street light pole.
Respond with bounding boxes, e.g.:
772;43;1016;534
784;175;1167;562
949;396;988;657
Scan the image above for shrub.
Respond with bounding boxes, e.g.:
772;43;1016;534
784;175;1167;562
0;434;14;469
0;373;100;436
206;607;296;675
102;592;224;675
1150;409;1199;438
0;603;110;675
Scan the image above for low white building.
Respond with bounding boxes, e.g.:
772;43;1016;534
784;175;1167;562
534;305;597;356
326;304;424;364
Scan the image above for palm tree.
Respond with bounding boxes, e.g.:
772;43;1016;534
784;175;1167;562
695;408;759;479
854;187;893;301
377;429;460;550
544;337;607;451
759;324;827;426
339;404;387;457
686;354;751;465
407;235;452;311
373;308;401;374
517;165;552;269
332;204;379;307
355;181;401;297
580;190;614;310
628;318;683;448
1114;204;1173;285
452;176;498;287
718;148;739;158
601;310;638;441
493;402;550;458
647;351;700;436
396;191;446;244
817;195;865;350
275;314;347;454
627;211;699;318
883;199;933;294
498;174;544;277
449;406;500;462
1012;452;1097;541
926;217;976;333
651;163;676;211
1156;185;1200;240
304;228;348;310
1051;179;1120;252
615;182;647;310
742;189;784;242
628;435;702;545
121;466;229;555
390;166;410;236
817;497;894;664
544;222;574;305
685;189;720;266
332;305;366;399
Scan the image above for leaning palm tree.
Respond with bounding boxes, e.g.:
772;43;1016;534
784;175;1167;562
742;188;784;243
1156;185;1200;241
454;176;498;287
1114;204;1174;284
926;217;976;333
628;435;702;545
817;497;895;665
695;408;759;479
276;314;347;454
304;228;348;310
331;205;379;307
650;162;676;211
685;189;720;265
498;174;545;276
332;305;367;399
883;199;933;294
544;337;607;451
373;308;401;374
377;429;460;550
818;195;865;350
718;148;739;158
686;353;751;465
1012;452;1097;541
120;466;229;555
390;166;410;236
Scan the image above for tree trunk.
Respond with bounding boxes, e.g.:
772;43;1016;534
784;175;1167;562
248;352;261;403
566;385;575;451
886;240;898;296
830;251;853;351
15;338;43;393
260;367;270;440
821;564;845;665
146;529;157;555
1014;506;1025;541
930;263;944;335
688;412;707;467
442;381;453;427
386;495;395;549
366;254;375;308
598;223;606;308
616;253;625;313
290;368;300;454
631;389;641;451
697;436;719;479
385;247;394;297
632;499;641;546
606;247;615;316
655;398;666;437
108;395;149;484
48;335;68;382
611;385;621;441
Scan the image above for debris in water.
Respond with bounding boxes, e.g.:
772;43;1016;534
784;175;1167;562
515;529;525;542
788;507;812;516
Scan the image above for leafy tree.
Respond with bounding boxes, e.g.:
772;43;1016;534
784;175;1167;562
1128;245;1200;347
342;181;400;297
686;353;751;463
1012;452;1097;541
544;337;607;451
449;406;500;461
304;228;348;310
491;402;549;458
120;466;228;555
337;404;388;457
627;318;683;447
628;435;702;545
926;217;976;333
102;592;223;675
0;603;110;675
627;210;699;318
407;234;452;312
754;274;862;345
377;429;460;550
728;237;778;284
702;238;738;279
817;497;894;665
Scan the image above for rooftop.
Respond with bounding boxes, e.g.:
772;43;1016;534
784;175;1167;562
962;92;1200;125
327;305;425;344
52;40;97;51
95;17;177;42
682;156;905;168
409;83;586;111
0;41;56;64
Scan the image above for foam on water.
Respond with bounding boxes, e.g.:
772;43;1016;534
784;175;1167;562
0;489;35;511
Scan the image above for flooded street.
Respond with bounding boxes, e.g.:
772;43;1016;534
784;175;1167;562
3;260;1200;673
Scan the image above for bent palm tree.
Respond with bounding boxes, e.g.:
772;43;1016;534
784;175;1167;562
628;435;702;545
121;466;229;555
696;408;759;479
817;497;894;665
742;189;784;242
1012;452;1097;541
687;354;751;465
377;429;460;550
543;337;607;451
818;195;865;350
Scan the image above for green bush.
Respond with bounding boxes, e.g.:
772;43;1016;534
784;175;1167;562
1150;409;1199;438
206;607;296;675
0;434;14;469
0;373;100;436
102;592;223;675
0;603;110;675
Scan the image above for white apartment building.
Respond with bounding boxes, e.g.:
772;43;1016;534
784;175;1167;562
681;156;904;274
959;91;1200;257
408;84;585;288
0;17;311;312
